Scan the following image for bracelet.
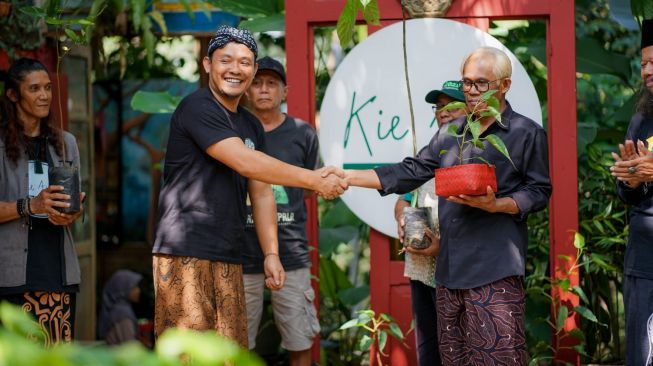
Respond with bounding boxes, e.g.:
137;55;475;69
16;199;25;217
264;252;279;258
403;192;413;202
26;197;34;216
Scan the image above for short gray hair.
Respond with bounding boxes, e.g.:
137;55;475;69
460;47;512;79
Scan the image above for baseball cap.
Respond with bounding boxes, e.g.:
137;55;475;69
643;19;653;50
256;56;286;84
424;80;465;104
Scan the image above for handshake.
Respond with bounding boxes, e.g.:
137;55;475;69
312;166;350;200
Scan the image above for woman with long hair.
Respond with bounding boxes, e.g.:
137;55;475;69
0;57;85;345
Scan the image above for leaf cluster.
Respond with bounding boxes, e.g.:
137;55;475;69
0;301;264;366
336;0;380;49
440;90;514;168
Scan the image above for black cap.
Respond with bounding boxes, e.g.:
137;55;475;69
643;19;653;49
256;56;286;84
424;80;465;104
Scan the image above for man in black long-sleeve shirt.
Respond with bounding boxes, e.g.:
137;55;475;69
341;47;551;365
610;18;653;366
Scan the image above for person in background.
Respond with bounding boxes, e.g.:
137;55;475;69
152;26;347;348
242;57;320;366
98;269;143;345
0;57;85;345
610;18;653;366
394;80;466;366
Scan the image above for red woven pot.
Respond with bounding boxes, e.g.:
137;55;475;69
434;164;497;197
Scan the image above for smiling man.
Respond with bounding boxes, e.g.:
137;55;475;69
339;47;551;365
152;26;347;347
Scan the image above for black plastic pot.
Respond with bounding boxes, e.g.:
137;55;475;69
49;164;80;214
402;206;433;249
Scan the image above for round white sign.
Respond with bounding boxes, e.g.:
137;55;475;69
319;18;542;238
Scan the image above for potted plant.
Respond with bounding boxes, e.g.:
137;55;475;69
434;89;515;197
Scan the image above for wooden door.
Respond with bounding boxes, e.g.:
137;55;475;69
62;47;96;341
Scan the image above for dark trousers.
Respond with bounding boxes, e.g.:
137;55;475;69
410;280;442;366
624;274;653;366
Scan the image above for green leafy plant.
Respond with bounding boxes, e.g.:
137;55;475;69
0;301;264;366
439;90;514;167
336;0;380;48
339;309;411;366
0;0;41;60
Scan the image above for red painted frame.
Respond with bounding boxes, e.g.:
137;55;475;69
287;0;578;364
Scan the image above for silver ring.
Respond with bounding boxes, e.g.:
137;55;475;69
628;167;637;174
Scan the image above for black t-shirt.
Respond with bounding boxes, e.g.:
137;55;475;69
153;88;266;263
0;136;78;295
242;116;319;273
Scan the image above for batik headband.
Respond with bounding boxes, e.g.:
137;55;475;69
207;25;258;59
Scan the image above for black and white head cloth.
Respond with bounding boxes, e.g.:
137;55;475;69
207;25;258;59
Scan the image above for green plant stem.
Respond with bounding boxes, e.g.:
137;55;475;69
400;4;417;159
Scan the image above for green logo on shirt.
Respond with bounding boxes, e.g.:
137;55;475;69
272;185;289;204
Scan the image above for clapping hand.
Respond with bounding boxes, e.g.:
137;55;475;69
315;166;349;200
611;140;653;187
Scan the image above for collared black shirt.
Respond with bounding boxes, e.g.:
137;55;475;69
616;112;653;280
375;102;552;289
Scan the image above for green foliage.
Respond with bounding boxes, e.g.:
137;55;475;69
131;91;182;113
336;0;380;49
208;0;285;32
339;309;410;366
0;0;42;60
441;91;515;167
0;301;263;366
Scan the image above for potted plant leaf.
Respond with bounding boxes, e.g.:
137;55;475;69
434;89;515;197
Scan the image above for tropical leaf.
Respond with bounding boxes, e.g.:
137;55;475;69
378;330;388;352
469;120;481;141
572;286;590;304
569;328;586;341
130;0;146;32
574;305;599;323
19;5;46;18
447;123;462;138
573;232;585;249
339;318;359;330
148;10;168;35
441;101;466;111
485;134;516;169
177;0;196;22
576;37;631;81
360;0;380;25
388;323;404;340
206;0;278;18
130;91;182;114
240;13;285;32
338;285;370;306
556;305;568;333
336;0;356;49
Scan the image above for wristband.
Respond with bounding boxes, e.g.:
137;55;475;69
17;199;25;217
403;192;413;202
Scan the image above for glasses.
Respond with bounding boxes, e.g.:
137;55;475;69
461;78;501;92
432;103;461;113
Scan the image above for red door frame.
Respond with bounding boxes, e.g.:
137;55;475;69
287;0;578;364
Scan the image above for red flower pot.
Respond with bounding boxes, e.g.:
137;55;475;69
434;164;497;197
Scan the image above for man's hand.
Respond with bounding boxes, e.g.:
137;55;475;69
315;166;348;199
394;199;410;243
405;228;440;257
611;140;653;187
264;254;286;290
30;185;71;217
47;192;85;226
447;186;498;212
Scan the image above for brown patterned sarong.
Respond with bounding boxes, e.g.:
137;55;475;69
153;254;248;348
437;276;527;365
1;291;75;347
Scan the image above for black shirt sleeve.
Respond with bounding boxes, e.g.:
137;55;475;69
304;125;320;170
180;97;239;151
373;132;441;196
509;128;552;221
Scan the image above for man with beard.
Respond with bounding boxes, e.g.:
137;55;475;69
610;18;653;366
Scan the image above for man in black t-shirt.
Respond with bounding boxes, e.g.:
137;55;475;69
152;26;347;348
242;57;320;366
